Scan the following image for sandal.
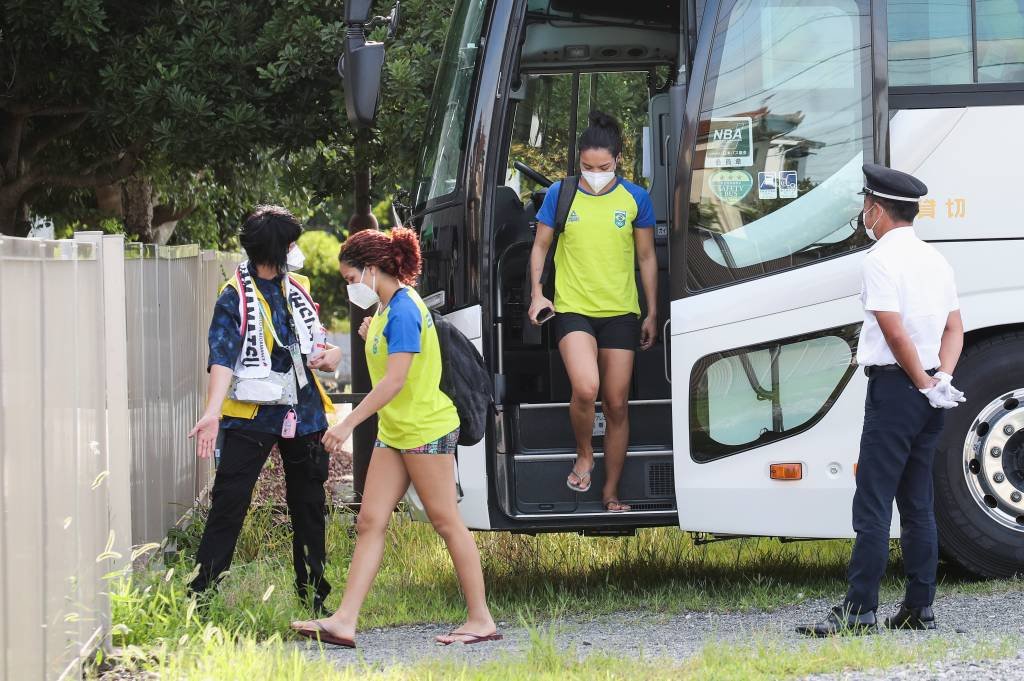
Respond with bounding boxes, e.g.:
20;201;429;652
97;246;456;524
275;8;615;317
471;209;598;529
566;457;594;493
604;498;631;513
292;620;356;648
436;630;504;646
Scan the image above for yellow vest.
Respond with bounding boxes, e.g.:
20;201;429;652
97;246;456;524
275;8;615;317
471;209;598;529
218;272;335;420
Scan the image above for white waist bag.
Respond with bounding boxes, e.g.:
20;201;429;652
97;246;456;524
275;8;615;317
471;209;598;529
229;370;298;405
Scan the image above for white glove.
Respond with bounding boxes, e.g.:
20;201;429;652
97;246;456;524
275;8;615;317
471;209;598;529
934;371;966;404
920;379;959;409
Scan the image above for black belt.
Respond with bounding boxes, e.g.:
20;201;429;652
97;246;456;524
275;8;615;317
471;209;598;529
863;365;938;378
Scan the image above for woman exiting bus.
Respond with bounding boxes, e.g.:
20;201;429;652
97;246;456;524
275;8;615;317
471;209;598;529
291;228;500;648
528;111;659;513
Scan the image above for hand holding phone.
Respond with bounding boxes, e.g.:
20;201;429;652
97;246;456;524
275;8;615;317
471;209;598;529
528;294;555;326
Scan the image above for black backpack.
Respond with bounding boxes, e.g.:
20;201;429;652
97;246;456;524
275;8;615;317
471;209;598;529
432;311;492;446
539;175;580;295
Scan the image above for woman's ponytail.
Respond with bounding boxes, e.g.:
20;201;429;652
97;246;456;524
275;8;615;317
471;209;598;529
389;226;422;285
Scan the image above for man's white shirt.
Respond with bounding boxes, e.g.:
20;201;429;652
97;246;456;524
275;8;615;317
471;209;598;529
856;226;959;370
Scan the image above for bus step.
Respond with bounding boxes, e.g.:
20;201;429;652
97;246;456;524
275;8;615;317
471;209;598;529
513;399;672;453
583;527;637;537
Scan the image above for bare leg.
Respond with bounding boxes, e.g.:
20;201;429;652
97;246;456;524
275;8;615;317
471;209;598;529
403;453;497;643
558;331;600;486
598;348;634;509
290;446;409;640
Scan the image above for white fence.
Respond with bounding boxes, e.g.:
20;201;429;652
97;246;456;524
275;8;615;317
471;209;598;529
124;245;240;546
0;233;240;680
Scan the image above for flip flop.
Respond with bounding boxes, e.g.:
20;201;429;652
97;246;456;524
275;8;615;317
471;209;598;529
294;621;356;648
567;457;594;493
436;631;504;646
604;499;631;513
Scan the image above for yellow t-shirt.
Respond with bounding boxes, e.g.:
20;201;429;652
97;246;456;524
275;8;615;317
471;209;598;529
538;177;656;318
366;287;460;449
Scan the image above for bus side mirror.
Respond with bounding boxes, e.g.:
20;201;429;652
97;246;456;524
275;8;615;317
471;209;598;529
346;0;374;23
339;32;385;129
339;1;401;129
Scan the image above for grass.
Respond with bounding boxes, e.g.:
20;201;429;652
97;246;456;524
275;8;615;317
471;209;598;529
110;503;1023;651
98;622;1020;681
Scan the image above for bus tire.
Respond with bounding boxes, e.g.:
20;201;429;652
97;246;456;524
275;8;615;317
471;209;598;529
934;331;1024;578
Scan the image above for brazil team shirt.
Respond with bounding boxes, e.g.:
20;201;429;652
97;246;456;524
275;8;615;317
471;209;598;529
537;177;655;318
365;287;460;449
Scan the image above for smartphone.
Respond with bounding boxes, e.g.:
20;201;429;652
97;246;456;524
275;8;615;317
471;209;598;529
536;307;555;324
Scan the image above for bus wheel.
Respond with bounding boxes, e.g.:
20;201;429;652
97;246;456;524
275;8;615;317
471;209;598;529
935;332;1024;578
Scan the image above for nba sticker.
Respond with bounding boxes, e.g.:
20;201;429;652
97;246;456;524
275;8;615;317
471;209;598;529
780;170;798;199
709;170;753;205
758;171;778;200
706;117;754;168
614;210;627;228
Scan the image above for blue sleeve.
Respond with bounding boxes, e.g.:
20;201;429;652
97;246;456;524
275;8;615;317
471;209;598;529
535;180;561;228
383;294;422;354
208;287;242;371
624;181;656;228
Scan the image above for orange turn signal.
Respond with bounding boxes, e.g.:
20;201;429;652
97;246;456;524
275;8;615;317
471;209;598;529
770;463;803;481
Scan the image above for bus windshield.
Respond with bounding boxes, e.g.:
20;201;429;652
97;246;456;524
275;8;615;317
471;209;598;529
413;0;488;207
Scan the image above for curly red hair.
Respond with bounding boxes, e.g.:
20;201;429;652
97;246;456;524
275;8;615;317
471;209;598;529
338;227;422;286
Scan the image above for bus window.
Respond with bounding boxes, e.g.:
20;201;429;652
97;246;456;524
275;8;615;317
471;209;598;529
685;1;872;292
977;0;1024;83
506;72;651;201
689;325;860;462
413;0;487;207
888;0;1024;86
888;0;973;86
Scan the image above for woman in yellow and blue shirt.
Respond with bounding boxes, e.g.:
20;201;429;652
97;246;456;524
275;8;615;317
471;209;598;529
528;111;659;513
290;228;500;648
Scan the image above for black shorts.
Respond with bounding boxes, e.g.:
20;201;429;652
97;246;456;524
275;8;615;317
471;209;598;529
553;312;640;350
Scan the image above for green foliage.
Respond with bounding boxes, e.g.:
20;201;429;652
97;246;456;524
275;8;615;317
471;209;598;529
507;72;654;201
297;230;347;328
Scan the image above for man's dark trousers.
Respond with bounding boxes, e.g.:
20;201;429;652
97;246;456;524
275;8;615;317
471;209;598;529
845;368;945;614
190;428;331;608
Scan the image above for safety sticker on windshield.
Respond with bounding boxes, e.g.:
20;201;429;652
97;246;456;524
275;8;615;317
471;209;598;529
758;171;778;200
780;170;799;199
706;117;753;168
709;170;753;205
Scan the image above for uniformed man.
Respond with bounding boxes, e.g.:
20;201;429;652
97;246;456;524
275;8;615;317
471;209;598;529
798;164;965;637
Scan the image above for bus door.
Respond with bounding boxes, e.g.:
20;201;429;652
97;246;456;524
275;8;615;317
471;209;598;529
669;0;883;537
497;69;677;520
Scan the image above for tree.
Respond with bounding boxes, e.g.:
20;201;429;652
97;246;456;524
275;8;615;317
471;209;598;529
297;229;347;328
0;0;453;243
0;0;349;238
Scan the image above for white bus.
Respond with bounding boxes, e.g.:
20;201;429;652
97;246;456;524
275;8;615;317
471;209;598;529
342;0;1024;577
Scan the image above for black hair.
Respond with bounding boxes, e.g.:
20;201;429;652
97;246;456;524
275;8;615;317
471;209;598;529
239;205;303;271
873;196;920;224
578;110;623;159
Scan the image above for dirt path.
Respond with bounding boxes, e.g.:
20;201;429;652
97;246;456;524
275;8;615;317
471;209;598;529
305;587;1024;673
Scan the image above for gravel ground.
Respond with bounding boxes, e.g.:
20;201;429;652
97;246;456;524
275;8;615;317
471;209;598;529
308;587;1024;673
809;653;1024;680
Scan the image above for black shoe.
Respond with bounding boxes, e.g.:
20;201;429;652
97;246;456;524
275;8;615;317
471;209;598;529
884;604;936;630
796;606;878;637
312;596;333;618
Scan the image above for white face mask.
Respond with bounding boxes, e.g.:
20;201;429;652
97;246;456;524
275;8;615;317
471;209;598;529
286;245;305;271
347;268;379;310
582;169;616;193
862;205;882;241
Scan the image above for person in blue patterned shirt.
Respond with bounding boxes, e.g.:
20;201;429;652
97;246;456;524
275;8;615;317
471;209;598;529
188;205;340;616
